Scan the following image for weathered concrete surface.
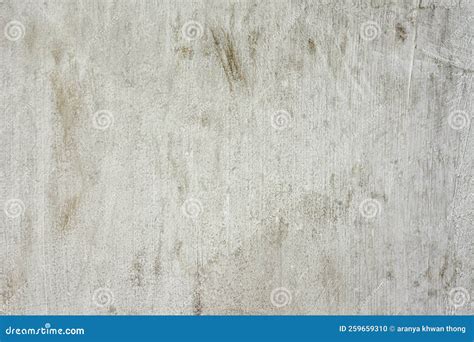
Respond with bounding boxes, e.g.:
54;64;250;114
0;0;472;315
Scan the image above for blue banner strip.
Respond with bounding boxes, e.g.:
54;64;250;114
0;315;472;341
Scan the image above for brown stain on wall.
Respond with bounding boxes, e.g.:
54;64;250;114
173;240;194;276
49;48;86;233
130;253;145;287
175;46;194;59
1;275;25;306
153;255;162;277
210;28;246;91
153;218;165;278
192;269;203;315
395;23;408;42
192;288;203;315
438;251;460;291
0;220;33;308
308;38;316;54
58;194;80;231
51;46;64;66
50;71;82;148
299;191;353;227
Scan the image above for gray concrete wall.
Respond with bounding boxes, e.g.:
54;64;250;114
0;0;472;315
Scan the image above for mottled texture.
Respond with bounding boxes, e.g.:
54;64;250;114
0;0;472;315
